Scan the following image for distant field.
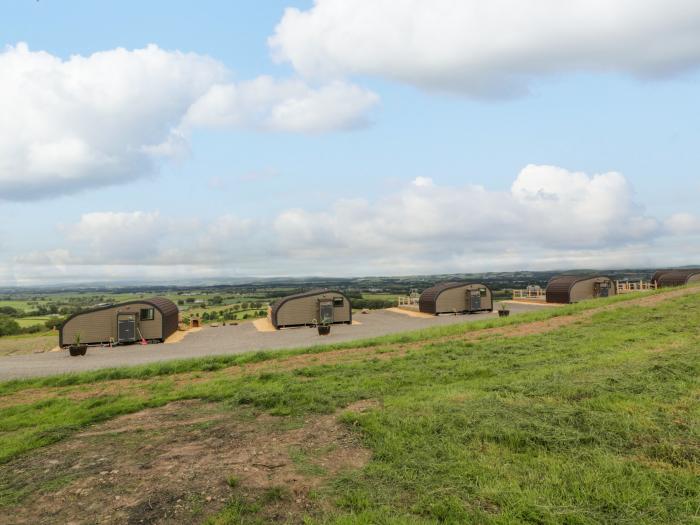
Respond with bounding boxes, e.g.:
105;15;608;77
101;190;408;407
15;317;50;328
361;293;398;302
0;287;697;523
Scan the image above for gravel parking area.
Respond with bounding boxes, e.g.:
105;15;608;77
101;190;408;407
0;303;544;380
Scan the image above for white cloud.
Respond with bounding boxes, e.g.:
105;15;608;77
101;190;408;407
664;212;700;235
62;211;167;263
0;43;378;200
184;77;377;133
267;165;659;260
10;164;696;283
270;0;700;96
412;176;434;187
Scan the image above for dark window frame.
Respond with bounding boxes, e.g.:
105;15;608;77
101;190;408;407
140;308;155;321
333;297;344;307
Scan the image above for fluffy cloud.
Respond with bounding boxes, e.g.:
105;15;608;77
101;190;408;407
270;0;700;96
270;165;659;260
0;43;378;200
184;77;377;133
664;212;700;235
10;164;698;283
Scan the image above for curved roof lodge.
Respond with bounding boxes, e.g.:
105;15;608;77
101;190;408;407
419;282;493;315
60;297;179;347
270;289;352;329
653;269;700;288
545;275;616;304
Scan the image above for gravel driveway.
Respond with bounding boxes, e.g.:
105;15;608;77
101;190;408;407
0;303;544;380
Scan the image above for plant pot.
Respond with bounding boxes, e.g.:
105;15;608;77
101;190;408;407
498;310;510;317
317;325;331;336
69;344;88;356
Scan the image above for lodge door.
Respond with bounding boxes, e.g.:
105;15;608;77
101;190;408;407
319;301;334;323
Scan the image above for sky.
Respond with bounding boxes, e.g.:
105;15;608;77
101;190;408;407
1;0;700;285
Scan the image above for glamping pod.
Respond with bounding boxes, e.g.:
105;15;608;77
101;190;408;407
59;297;179;347
270;289;352;329
654;269;700;288
546;275;616;304
651;270;672;284
419;282;493;315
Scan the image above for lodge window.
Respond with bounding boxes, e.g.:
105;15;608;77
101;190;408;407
479;289;487;297
333;298;344;307
140;308;155;321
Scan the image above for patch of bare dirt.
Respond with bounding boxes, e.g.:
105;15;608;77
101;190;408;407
0;400;372;524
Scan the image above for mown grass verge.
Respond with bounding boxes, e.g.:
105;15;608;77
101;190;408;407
0;288;698;523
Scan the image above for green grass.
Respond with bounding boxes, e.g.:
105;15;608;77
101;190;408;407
14;317;50;328
0;288;698;523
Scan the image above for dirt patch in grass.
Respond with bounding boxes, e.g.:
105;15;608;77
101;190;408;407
0;399;372;524
386;307;435;319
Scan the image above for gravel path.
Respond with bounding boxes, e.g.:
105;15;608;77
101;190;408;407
0;303;542;380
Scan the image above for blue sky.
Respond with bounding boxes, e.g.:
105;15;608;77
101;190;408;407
1;1;699;284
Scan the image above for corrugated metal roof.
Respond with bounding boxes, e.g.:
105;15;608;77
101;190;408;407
147;297;180;339
270;289;351;328
656;270;700;288
652;270;672;283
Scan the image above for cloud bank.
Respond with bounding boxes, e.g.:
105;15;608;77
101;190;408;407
270;0;700;96
9;165;699;284
0;43;378;201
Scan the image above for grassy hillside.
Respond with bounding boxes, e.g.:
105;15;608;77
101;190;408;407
0;289;698;524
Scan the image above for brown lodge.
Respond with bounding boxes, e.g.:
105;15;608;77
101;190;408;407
269;289;352;329
59;297;179;347
545;275;616;304
418;282;493;315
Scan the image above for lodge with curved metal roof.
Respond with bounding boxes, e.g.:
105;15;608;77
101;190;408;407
545;275;616;304
418;282;493;315
654;269;700;288
59;297;179;347
269;289;352;329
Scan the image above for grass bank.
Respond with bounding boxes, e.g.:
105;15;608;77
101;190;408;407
0;288;698;523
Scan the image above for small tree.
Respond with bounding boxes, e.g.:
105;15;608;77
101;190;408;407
45;317;64;330
0;317;21;337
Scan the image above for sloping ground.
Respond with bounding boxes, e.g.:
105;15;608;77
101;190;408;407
0;287;699;524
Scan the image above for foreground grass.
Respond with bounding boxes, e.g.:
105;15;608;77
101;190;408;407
1;289;698;523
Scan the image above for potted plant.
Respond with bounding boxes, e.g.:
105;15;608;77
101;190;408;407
316;318;332;336
69;332;87;356
498;303;510;317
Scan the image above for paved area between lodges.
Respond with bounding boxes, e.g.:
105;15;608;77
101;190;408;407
0;303;542;380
